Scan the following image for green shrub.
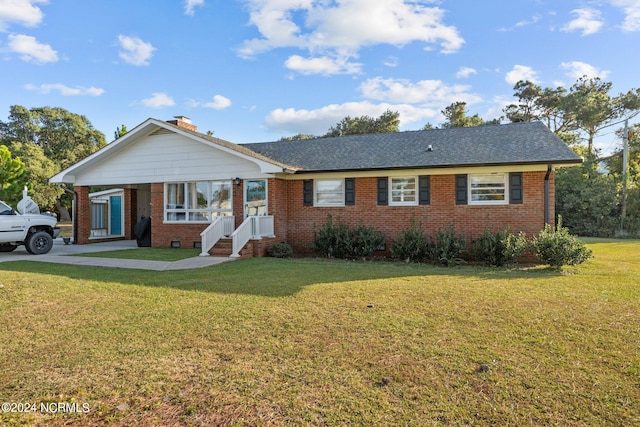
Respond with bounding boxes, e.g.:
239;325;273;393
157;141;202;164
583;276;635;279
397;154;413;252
311;216;385;260
473;228;528;267
532;219;593;268
267;242;293;258
350;225;385;259
311;215;352;258
430;225;466;266
391;223;430;262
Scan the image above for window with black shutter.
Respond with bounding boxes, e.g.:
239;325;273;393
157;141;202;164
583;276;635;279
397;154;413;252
455;174;468;205
509;172;523;204
303;179;313;206
345;178;355;205
418;175;430;205
377;177;388;205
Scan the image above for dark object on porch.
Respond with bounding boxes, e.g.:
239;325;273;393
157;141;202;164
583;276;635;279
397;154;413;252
134;216;151;247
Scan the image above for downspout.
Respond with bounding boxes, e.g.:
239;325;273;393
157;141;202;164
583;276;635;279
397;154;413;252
544;164;552;226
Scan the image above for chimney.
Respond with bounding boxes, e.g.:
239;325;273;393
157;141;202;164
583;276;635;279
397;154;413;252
167;115;198;132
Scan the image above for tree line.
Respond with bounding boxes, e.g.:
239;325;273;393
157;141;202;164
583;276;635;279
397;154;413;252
1;76;639;236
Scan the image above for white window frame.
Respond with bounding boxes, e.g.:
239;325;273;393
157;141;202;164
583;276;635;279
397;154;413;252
469;173;508;205
164;181;233;223
314;179;345;207
389;176;418;206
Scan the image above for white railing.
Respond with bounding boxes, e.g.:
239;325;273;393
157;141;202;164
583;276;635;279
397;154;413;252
230;217;254;258
199;216;235;256
254;215;275;238
230;215;275;258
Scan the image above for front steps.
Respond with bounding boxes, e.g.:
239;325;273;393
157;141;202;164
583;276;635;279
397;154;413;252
208;237;254;258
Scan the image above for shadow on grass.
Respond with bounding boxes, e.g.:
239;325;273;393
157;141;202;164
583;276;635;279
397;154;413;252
0;257;563;297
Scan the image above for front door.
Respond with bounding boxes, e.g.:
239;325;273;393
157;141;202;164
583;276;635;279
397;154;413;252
109;196;123;235
244;179;267;217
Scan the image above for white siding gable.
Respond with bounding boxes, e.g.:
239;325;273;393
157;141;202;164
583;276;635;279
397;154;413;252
71;132;275;186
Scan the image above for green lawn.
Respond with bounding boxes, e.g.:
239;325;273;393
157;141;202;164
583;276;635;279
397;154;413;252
0;239;638;426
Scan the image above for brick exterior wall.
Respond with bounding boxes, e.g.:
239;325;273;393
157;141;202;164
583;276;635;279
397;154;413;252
283;171;553;254
74;186;91;245
75;170;555;257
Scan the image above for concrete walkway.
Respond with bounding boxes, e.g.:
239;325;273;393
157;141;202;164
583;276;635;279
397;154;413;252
0;239;234;270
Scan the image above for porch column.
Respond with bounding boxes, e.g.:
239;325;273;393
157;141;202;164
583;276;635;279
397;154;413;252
74;186;91;244
124;188;137;240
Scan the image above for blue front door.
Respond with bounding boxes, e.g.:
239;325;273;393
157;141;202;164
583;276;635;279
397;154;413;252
110;196;122;235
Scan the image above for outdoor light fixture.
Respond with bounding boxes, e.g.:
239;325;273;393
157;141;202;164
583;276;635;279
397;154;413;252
234;177;241;186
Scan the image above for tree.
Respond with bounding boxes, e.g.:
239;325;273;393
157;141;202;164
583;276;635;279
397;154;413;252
0;105;107;218
279;133;317;141
114;124;128;139
441;102;499;128
555;155;620;237
0;145;27;205
562;76;640;154
7;141;65;214
0;105;106;170
324;109;400;137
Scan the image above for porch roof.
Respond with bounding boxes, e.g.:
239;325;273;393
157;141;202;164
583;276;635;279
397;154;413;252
243;121;582;173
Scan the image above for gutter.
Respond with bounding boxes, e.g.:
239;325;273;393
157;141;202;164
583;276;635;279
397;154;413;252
544;164;552;225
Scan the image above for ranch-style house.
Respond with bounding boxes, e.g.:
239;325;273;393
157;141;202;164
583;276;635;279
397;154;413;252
50;116;581;257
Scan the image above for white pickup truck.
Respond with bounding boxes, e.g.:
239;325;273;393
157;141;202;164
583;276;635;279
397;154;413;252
0;198;60;255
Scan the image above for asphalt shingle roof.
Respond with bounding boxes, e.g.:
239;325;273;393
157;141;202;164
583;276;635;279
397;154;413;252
242;122;581;172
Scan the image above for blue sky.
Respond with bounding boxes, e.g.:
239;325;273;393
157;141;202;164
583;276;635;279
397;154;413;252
1;0;639;153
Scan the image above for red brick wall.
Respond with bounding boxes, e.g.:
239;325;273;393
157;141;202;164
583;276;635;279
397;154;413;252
282;171;553;254
74;186;91;244
78;170;554;255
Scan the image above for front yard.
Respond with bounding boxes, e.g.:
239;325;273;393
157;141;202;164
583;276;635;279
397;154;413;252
0;239;638;426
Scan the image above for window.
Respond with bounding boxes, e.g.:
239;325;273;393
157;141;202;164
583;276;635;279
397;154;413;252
165;181;232;222
315;179;344;206
390;177;417;205
469;173;507;205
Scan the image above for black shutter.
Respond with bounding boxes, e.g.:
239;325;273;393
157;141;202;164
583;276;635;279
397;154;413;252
377;177;388;205
509;172;523;204
418;175;430;205
345;178;355;205
303;179;313;206
455;174;467;205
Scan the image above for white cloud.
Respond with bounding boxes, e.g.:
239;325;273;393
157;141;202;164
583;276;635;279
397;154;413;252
560;61;610;80
265;101;437;136
25;83;104;96
0;0;47;31
456;67;477;79
505;65;538;85
284;54;362;75
561;8;604;36
238;0;464;75
140;92;175;108
264;76;486;135
184;0;204;16
610;0;640;31
7;33;57;63
189;94;232;110
359;77;482;106
117;35;155;66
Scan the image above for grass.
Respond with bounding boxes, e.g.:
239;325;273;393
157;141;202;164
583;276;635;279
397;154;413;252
0;239;638;426
73;247;202;261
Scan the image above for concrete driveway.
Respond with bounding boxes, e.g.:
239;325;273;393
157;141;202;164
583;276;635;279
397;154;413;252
0;239;233;270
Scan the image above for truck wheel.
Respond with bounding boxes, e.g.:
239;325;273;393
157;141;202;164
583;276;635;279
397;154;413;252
26;231;53;255
0;244;18;252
